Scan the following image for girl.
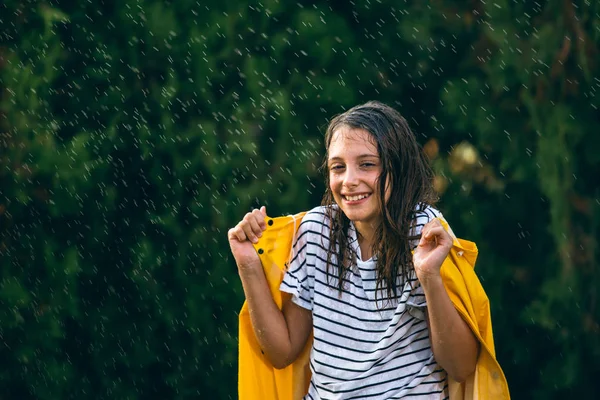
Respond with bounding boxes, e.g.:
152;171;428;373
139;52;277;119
228;101;479;399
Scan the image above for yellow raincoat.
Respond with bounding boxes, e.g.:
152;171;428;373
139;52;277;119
238;212;510;400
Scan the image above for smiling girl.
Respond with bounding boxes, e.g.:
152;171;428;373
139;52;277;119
228;101;479;399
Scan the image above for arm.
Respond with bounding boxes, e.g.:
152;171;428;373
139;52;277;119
238;260;312;368
229;207;313;369
413;219;479;382
422;277;479;382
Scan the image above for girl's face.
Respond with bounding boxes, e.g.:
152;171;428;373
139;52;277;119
327;126;387;230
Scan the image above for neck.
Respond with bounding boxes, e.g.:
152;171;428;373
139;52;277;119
355;221;377;261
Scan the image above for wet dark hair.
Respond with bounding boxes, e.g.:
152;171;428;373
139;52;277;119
321;101;438;300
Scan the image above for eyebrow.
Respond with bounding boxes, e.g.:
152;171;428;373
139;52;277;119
328;154;379;162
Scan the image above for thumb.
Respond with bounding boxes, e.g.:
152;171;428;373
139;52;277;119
260;205;267;216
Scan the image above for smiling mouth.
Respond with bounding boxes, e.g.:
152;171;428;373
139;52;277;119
343;194;370;201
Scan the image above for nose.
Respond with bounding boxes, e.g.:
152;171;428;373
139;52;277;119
342;165;359;188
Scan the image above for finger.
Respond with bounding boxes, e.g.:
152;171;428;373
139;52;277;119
422;226;453;248
419;228;438;246
260;205;267;216
251;208;267;230
423;225;445;239
228;227;247;242
241;217;261;243
247;218;263;239
424;219;442;230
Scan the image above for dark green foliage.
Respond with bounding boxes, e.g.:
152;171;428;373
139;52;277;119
1;0;598;398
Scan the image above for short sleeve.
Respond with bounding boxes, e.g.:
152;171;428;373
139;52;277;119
407;204;444;319
280;220;314;311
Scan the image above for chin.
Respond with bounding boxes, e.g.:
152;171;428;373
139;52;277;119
343;210;371;223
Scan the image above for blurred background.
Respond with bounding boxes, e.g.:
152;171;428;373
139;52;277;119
1;0;599;399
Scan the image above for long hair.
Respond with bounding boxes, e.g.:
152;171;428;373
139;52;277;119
321;101;438;300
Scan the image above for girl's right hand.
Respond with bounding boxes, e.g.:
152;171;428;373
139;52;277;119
227;206;268;271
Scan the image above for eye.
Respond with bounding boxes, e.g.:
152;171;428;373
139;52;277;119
329;165;344;170
361;162;376;168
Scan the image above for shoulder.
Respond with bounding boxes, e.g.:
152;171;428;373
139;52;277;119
411;203;442;236
410;203;458;240
413;203;441;222
289;206;334;247
298;205;335;230
288;207;334;257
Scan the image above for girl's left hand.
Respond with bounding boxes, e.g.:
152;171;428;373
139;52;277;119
413;219;453;283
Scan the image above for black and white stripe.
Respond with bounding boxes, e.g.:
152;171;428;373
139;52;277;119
280;205;448;400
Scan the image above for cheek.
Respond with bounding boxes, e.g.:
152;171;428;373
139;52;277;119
329;174;341;190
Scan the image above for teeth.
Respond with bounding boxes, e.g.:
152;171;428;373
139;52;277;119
345;194;369;201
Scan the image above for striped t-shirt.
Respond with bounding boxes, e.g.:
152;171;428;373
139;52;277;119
280;205;448;400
